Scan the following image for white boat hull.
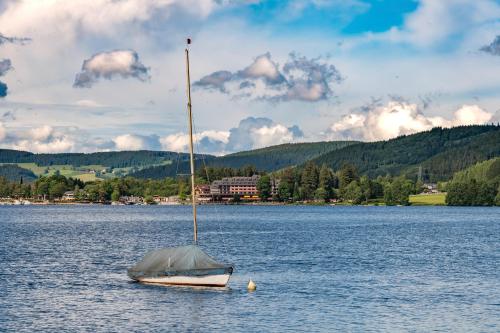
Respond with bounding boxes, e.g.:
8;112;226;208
137;273;231;287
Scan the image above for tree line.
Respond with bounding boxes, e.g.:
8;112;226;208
2;157;499;206
445;158;500;206
254;162;418;205
0;173;191;204
0;149;192;168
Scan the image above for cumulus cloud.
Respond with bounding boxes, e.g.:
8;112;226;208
226;117;303;152
0;59;12;98
0;1;220;41
480;35;500;56
0;122;6;141
73;50;150;88
112;134;161;151
2;111;15;121
193;70;233;93
160;130;230;154
0;31;29;98
280;52;340;102
0;124;76;153
0;32;31;46
0;59;12;76
370;0;500;48
0;123;167;153
194;52;342;102
236;53;286;85
327;101;495;141
160;117;303;154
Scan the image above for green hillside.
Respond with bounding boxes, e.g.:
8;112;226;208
0;164;37;182
451;157;500;184
130;141;355;179
312;125;500;181
1;125;498;182
212;141;355;170
0;150;204;181
0;149;195;168
445;157;500;206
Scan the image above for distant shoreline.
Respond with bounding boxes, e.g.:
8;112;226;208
0;193;451;207
0;201;450;207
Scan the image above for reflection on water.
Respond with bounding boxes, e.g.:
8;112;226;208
1;205;499;332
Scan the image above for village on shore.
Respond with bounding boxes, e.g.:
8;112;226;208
0;172;444;206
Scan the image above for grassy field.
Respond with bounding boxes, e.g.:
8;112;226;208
2;159;174;182
409;193;446;205
15;162;48;175
74;173;102;182
2;163;107;182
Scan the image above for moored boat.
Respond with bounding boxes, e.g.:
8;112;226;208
128;39;233;287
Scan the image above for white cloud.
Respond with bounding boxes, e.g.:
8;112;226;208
1;124;76;153
0;0;219;40
28;125;53;141
238;53;285;84
74;50;150;88
366;0;500;48
194;52;342;102
112;134;159;151
327;101;495;141
225;116;303;152
250;124;296;148
12;137;75;153
160;117;303;154
452;105;494;125
160;130;230;154
74;99;103;107
0;122;6;141
0;59;12;76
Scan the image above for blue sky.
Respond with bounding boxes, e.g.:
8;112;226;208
0;0;499;154
235;0;419;34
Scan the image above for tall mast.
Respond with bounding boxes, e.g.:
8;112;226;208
185;40;197;244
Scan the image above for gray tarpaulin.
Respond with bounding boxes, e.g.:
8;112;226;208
128;245;231;279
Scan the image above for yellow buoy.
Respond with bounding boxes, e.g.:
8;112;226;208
247;279;256;291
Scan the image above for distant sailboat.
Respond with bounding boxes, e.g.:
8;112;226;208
128;39;233;287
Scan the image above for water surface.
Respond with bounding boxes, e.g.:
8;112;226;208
1;205;499;332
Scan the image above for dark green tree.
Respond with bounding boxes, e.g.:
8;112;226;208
277;180;292;202
49;182;67;199
319;164;336;200
111;187;121;202
359;176;373;202
384;183;395;206
389;176;413;205
314;187;328;202
338;163;359;190
301;162;319;200
343;181;363;204
257;175;272;201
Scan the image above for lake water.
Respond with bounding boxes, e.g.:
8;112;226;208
1;205;499;332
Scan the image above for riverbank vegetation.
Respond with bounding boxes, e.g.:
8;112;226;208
1;157;499;206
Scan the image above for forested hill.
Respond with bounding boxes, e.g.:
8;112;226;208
2;125;498;182
311;125;500;181
212;141;355;170
450;157;500;184
130;141;355;179
0;150;197;168
0;164;37;182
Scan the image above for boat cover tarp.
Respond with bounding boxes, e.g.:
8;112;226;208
128;245;229;279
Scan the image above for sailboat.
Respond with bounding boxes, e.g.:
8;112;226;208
127;39;233;287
